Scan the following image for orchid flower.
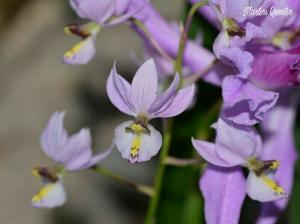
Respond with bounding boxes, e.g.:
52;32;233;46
32;111;112;208
192;117;287;203
64;0;142;64
211;0;266;77
193;0;266;78
107;59;195;163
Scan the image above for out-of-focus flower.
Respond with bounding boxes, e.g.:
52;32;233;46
107;59;195;163
140;22;196;80
256;91;298;224
249;46;300;89
221;75;279;125
31;167;66;209
70;0;133;26
260;0;300;48
192;117;287;202
130;0;217;84
64;0;143;64
32;112;112;208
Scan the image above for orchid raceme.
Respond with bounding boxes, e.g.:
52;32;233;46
24;0;300;222
64;0;144;64
107;59;195;163
192;117;287;203
32;111;112;208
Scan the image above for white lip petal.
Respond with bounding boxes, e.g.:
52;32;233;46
115;121;162;163
63;35;96;65
246;172;286;202
31;181;66;209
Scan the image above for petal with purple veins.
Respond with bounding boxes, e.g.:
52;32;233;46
148;73;180;116
40;112;68;160
215;118;262;165
192;138;233;167
106;63;135;116
222;75;279;125
130;59;158;115
151;84;195;118
114;121;162;163
70;0;115;25
200;165;246;224
59;128;93;171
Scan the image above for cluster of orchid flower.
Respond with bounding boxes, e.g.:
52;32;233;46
31;0;300;223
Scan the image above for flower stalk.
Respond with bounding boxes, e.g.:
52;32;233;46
144;119;173;224
131;18;174;63
174;0;208;84
91;165;154;197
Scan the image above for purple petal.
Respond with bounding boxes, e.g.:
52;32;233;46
70;0;115;25
106;0;147;26
40;112;68;160
40;112;108;171
88;142;114;167
130;59;158;115
243;23;266;43
230;23;266;48
60;128;93;171
216;45;254;79
148;73;180;116
63;36;96;65
222;75;279;125
215;117;262;165
115;0;131;14
200;165;246;224
219;0;250;23
192;138;233;167
106;63;135;116
213;23;265;78
151;84;195;118
250;47;300;89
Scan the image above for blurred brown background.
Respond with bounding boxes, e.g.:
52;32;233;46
0;0;183;223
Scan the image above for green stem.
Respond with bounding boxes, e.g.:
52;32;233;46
131;18;174;63
144;2;209;223
164;156;200;167
144;119;173;224
174;0;208;86
91;165;154;197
